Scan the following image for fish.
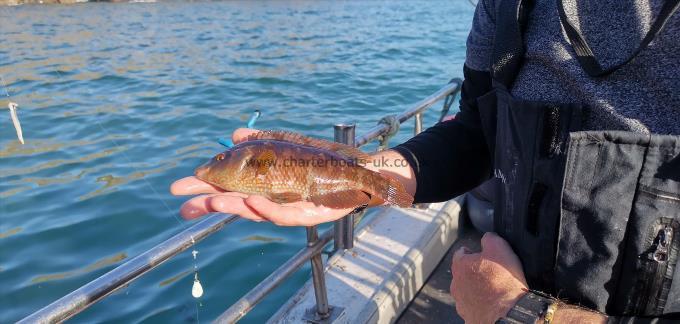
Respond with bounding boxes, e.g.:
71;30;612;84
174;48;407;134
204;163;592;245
194;131;413;209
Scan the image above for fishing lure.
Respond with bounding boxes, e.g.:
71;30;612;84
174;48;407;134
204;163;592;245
6;102;24;144
218;110;261;148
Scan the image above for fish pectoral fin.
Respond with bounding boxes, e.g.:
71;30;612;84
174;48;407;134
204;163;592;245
269;192;304;204
309;190;370;209
255;149;276;175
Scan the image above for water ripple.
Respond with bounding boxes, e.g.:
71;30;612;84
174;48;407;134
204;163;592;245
30;253;128;284
0;1;474;323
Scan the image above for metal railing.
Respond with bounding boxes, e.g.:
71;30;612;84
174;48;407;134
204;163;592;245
19;79;462;324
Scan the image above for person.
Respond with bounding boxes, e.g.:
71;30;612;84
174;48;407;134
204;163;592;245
173;0;680;322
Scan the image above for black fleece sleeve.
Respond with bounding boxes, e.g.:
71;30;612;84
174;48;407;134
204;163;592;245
392;65;494;203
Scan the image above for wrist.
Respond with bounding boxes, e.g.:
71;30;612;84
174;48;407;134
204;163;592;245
491;288;528;323
498;289;528;319
499;291;608;324
551;305;607;324
368;150;417;196
496;290;559;324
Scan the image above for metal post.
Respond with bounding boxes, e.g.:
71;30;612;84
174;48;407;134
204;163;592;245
301;226;345;323
414;112;423;136
333;124;356;250
307;226;330;318
215;229;335;323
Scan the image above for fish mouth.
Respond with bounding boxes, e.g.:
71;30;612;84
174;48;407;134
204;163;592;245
194;165;211;181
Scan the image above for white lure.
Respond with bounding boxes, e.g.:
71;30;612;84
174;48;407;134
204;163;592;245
7;102;24;144
192;274;203;298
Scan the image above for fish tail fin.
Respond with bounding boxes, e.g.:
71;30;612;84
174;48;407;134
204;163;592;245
379;174;414;207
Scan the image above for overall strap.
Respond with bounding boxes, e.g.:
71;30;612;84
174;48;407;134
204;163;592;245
557;0;680;77
491;0;534;88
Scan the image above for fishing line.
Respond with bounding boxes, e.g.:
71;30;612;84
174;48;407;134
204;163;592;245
1;74;25;144
0;74;11;97
52;69;204;321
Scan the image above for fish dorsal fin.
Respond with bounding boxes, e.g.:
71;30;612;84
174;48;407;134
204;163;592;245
246;130;371;162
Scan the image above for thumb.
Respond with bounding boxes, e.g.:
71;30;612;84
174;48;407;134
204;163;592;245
480;232;512;255
481;232;527;285
233;128;260;144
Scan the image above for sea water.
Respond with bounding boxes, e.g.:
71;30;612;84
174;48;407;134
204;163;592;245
0;1;474;322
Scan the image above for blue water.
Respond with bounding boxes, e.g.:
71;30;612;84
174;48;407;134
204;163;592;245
0;1;474;322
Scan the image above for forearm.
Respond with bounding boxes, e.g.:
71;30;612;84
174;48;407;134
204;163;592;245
389;66;493;203
367;149;417;197
551;304;607;324
391;116;491;202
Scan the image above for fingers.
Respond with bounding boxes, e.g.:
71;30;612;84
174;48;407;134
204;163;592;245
452;245;473;263
480;232;501;254
179;194;266;222
480;232;527;285
449;278;456;301
172;128;259;196
171;176;225;195
480;232;518;260
451;246;474;280
244;195;353;226
450;246;474;304
173;168;353;226
173;128;263;222
244;196;314;226
232;128;260;144
209;194;265;221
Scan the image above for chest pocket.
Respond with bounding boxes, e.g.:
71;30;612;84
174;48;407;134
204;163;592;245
485;0;680;317
556;132;680;315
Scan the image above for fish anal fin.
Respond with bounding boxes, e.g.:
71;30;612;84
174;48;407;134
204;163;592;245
247;130;371;162
269;192;303;204
309;190;370;209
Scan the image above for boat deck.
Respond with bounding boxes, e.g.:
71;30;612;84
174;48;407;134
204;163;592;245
396;217;483;324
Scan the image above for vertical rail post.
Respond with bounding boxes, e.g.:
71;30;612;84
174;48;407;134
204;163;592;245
333;124;356;250
413;113;430;209
306;226;330;319
414;112;423;136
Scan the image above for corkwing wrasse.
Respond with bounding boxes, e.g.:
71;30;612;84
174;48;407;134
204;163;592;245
194;131;413;209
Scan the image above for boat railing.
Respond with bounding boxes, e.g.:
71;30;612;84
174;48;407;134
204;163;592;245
19;78;463;324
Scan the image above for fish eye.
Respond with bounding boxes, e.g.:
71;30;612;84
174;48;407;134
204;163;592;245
215;153;225;161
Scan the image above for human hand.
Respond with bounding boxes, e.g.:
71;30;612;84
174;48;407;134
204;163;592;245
450;232;528;324
441;114;456;122
170;128;356;226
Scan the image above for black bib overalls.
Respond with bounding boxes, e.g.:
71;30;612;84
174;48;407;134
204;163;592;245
483;0;680;317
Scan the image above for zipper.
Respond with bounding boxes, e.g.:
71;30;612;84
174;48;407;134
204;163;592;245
646;226;673;263
630;219;680;315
